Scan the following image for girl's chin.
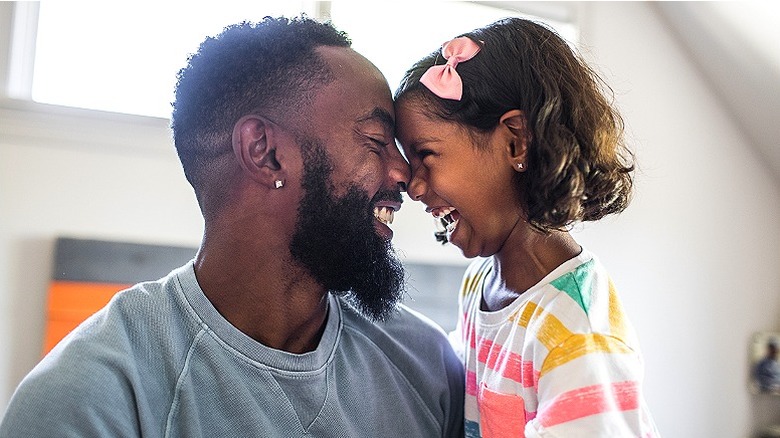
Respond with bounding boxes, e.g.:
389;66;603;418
449;229;478;259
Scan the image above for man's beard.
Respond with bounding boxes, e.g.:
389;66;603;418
289;139;405;322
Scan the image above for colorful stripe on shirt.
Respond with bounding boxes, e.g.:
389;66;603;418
458;253;659;437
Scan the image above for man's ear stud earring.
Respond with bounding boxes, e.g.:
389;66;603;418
274;180;284;189
516;163;524;170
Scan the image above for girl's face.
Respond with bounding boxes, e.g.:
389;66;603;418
395;99;524;258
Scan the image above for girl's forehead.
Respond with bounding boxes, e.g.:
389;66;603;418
395;98;442;125
395;102;437;139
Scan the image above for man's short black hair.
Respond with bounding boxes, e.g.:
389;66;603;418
171;16;351;209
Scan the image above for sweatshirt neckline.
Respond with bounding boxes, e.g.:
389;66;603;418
175;261;340;373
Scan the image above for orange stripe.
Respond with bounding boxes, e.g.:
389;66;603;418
43;281;130;355
537;380;640;428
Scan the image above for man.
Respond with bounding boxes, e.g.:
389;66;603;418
0;17;464;437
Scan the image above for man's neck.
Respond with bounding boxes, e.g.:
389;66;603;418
193;232;330;354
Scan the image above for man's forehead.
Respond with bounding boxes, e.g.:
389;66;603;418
316;46;388;91
315;45;372;71
312;46;394;125
358;107;395;130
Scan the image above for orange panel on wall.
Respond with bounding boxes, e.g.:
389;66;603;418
42;281;131;355
42;238;197;357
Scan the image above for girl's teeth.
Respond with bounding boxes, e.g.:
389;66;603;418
445;219;458;233
433;207;454;219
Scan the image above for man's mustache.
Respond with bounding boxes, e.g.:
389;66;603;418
371;189;403;205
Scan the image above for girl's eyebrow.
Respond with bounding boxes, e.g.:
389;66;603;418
409;137;440;150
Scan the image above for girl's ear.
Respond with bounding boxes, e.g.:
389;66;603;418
231;115;285;189
499;109;530;172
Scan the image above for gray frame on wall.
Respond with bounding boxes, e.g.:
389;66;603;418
52;237;466;332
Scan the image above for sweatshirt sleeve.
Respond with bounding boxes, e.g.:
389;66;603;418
0;349;142;438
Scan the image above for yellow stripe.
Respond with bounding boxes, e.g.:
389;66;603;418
607;279;627;340
540;333;634;377
536;313;572;352
460;271;483;297
513;302;572;351
514;301;537;328
460;259;490;298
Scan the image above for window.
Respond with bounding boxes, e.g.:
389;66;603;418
30;1;311;118
17;1;576;119
329;2;577;92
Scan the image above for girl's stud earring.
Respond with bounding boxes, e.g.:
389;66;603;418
516;163;524;170
274;180;284;189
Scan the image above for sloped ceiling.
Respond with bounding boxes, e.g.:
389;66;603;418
654;2;780;182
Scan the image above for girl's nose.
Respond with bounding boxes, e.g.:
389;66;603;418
406;169;427;201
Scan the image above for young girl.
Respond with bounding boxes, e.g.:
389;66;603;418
395;18;660;437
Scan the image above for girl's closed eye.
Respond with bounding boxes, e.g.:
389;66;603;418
417;149;434;158
414;147;436;162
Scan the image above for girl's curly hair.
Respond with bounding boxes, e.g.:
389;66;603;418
395;17;633;234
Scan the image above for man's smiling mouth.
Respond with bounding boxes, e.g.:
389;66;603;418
371;190;403;227
373;206;396;225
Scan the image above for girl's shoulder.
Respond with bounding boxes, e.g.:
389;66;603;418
526;251;639;347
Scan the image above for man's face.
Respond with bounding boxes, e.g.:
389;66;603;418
288;47;411;321
290;139;405;321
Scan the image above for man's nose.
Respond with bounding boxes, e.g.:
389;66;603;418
387;146;411;193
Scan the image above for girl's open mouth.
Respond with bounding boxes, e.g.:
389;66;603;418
431;207;460;243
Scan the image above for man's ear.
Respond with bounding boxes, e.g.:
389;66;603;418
231;115;284;188
499;109;530;172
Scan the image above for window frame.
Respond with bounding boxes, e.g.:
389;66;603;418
0;1;579;152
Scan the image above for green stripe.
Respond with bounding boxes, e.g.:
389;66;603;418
550;259;595;314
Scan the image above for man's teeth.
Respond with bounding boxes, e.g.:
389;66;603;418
373;206;395;225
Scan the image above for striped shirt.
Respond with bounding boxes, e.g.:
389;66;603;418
453;250;659;437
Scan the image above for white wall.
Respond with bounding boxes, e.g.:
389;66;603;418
572;2;780;437
1;2;779;437
0;102;206;402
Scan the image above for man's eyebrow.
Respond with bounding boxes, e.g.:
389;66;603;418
356;108;395;134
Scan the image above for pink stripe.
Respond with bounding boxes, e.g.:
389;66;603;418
465;319;477;350
524;361;538;390
537;380;640;428
466;370;478;396
473;337;537;388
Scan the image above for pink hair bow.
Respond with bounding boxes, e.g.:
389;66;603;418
419;36;481;101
